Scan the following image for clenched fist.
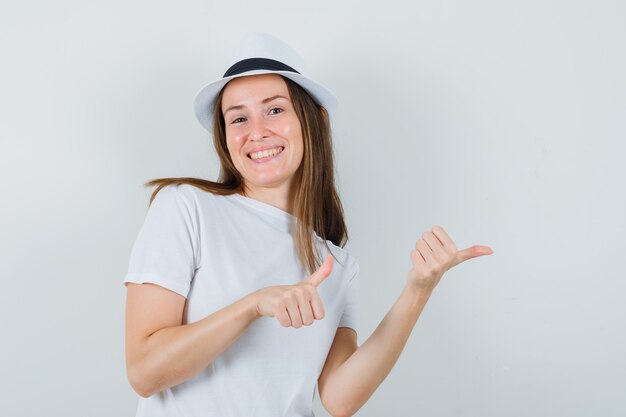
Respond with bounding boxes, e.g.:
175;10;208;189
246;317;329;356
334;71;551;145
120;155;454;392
407;225;493;292
253;255;334;328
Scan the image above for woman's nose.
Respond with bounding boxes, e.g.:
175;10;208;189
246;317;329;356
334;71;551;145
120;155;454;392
248;115;270;141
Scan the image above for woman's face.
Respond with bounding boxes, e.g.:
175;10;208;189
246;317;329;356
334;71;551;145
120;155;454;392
221;73;304;195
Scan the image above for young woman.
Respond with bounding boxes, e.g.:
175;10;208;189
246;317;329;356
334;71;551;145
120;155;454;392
123;33;493;417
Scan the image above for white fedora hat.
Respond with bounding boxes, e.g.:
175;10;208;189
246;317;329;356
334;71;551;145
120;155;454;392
193;32;339;133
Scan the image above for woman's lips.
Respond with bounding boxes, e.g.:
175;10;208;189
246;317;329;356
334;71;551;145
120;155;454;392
247;146;284;163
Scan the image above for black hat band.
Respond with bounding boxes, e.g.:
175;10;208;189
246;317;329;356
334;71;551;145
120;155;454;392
223;57;300;77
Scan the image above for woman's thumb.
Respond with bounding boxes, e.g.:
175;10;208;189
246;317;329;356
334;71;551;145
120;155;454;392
452;245;494;268
307;255;334;288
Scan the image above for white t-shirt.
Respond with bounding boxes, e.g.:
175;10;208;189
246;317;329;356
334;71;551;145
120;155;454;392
123;184;359;417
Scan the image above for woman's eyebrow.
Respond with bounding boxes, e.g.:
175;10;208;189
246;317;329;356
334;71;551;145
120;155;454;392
223;95;288;115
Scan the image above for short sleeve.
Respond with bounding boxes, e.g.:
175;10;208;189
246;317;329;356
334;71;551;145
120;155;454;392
123;184;201;298
337;260;359;332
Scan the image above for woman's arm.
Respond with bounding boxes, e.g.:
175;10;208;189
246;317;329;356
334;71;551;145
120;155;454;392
125;255;335;398
319;226;493;417
125;282;259;398
318;283;431;417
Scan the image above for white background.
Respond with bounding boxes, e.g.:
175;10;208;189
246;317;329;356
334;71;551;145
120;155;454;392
1;1;624;416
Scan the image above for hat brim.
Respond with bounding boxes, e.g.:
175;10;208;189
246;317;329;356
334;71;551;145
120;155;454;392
193;69;338;133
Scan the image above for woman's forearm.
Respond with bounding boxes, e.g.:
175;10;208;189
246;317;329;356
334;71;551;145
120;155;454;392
131;292;260;397
325;283;433;417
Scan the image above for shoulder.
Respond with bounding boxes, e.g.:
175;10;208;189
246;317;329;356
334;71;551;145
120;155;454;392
174;183;205;201
153;183;216;208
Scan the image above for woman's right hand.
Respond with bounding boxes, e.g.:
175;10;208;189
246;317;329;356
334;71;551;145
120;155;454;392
253;255;334;328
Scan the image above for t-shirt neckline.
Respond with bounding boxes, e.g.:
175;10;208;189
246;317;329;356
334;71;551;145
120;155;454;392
228;193;296;225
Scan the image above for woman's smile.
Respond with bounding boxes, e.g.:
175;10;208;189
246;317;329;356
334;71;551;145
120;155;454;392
247;146;285;162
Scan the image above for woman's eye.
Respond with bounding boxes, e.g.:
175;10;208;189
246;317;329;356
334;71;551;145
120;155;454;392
269;107;283;115
232;117;246;124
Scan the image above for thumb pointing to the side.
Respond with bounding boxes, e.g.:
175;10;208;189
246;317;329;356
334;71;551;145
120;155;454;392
307;255;334;288
451;245;494;269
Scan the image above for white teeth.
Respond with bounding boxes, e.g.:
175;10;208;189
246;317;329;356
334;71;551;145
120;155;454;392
249;147;283;160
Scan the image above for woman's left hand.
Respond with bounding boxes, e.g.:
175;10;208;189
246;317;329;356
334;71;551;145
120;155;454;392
406;225;494;293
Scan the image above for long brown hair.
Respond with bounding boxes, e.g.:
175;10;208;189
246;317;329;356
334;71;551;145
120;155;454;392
143;75;349;275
